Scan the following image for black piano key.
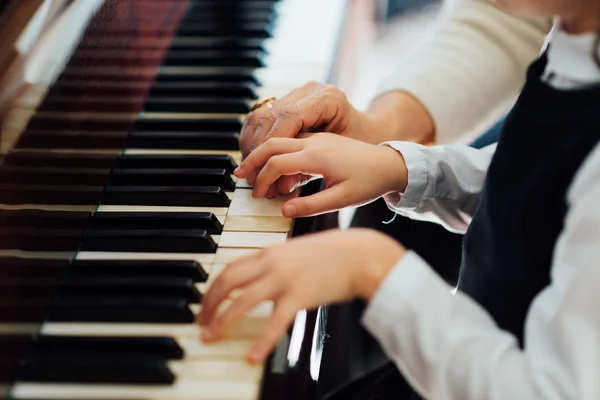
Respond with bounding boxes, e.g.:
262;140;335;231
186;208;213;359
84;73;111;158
0;228;82;251
81;229;217;253
163;49;265;67
90;211;223;234
127;131;240;150
180;10;274;24
154;71;259;85
0;258;69;280
16;129;129;149
116;154;238;173
176;23;272;38
4;152;238;173
68;50;265;68
26;116;133;131
69;260;208;282
108;168;235;190
0;336;33;382
0;300;48;322
133;118;243;132
186;1;277;13
32;335;184;361
3;152;118;169
19;359;175;384
0;209;92;230
0;167;111;186
61;276;202;303
0;184;103;205
0;279;62;300
149;81;257;99
101;186;231;207
142;97;252;113
1;167;235;189
47;296;195;323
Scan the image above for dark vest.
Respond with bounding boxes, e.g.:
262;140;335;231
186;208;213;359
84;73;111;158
459;55;600;345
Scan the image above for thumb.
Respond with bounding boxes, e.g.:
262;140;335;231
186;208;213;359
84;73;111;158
282;183;352;217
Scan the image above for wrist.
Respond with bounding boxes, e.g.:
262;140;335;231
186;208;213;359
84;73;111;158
353;230;406;301
377;145;408;193
366;91;435;145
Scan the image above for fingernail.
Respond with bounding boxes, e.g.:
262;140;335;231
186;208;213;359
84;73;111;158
283;204;296;217
252;188;259;198
202;328;215;342
248;347;263;363
233;167;242;176
248;171;257;184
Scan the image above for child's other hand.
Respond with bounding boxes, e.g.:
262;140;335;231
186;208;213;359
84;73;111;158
234;133;408;218
197;229;406;364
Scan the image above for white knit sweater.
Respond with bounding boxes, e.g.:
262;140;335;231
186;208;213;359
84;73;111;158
376;0;552;143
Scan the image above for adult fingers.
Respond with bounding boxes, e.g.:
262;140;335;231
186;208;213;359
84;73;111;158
240;83;318;158
248;85;319;155
263;85;349;144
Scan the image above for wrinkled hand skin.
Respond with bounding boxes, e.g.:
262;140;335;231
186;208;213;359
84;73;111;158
239;81;373;198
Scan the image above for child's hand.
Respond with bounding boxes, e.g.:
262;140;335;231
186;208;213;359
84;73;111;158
197;229;406;363
234;133;408;217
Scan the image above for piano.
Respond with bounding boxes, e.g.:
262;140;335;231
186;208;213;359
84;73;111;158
0;0;355;399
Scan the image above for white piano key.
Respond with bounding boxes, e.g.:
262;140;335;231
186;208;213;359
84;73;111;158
236;178;252;189
223;216;293;233
12;380;261;400
228;189;296;217
75;251;216;264
96;205;230;216
218;232;287;248
167;359;262;382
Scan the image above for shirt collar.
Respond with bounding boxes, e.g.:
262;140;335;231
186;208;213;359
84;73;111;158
544;23;600;86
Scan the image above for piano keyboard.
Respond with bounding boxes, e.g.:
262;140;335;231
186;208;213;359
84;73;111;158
0;0;348;399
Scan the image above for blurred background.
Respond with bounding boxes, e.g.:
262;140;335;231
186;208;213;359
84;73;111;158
340;0;442;111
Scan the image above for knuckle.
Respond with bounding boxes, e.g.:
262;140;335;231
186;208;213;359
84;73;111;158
303;80;321;89
279;102;301;120
257;110;278;127
245;111;261;127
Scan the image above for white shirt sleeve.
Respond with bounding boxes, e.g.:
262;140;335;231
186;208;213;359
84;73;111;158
375;0;551;143
362;142;600;400
381;141;496;234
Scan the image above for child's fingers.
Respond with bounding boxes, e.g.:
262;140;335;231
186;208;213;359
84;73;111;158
202;277;278;342
234;138;304;179
282;183;350;217
247;299;297;364
252;152;315;198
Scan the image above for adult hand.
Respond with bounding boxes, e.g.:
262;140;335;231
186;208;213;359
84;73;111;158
198;229;406;364
234;132;408;218
241;81;385;159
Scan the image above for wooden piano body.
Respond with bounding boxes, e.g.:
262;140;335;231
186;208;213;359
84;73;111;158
0;0;376;399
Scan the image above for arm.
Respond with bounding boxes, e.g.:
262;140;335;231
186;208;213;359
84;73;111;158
384;142;497;233
368;0;551;144
361;144;600;400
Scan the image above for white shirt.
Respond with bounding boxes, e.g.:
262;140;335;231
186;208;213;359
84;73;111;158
362;30;600;399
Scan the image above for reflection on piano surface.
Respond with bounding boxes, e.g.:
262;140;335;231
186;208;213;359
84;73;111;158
0;0;350;399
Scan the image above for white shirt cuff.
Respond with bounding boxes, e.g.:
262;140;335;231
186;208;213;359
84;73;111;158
362;250;442;341
380;141;429;211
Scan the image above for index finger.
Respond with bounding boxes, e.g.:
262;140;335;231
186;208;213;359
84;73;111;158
234;138;305;179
